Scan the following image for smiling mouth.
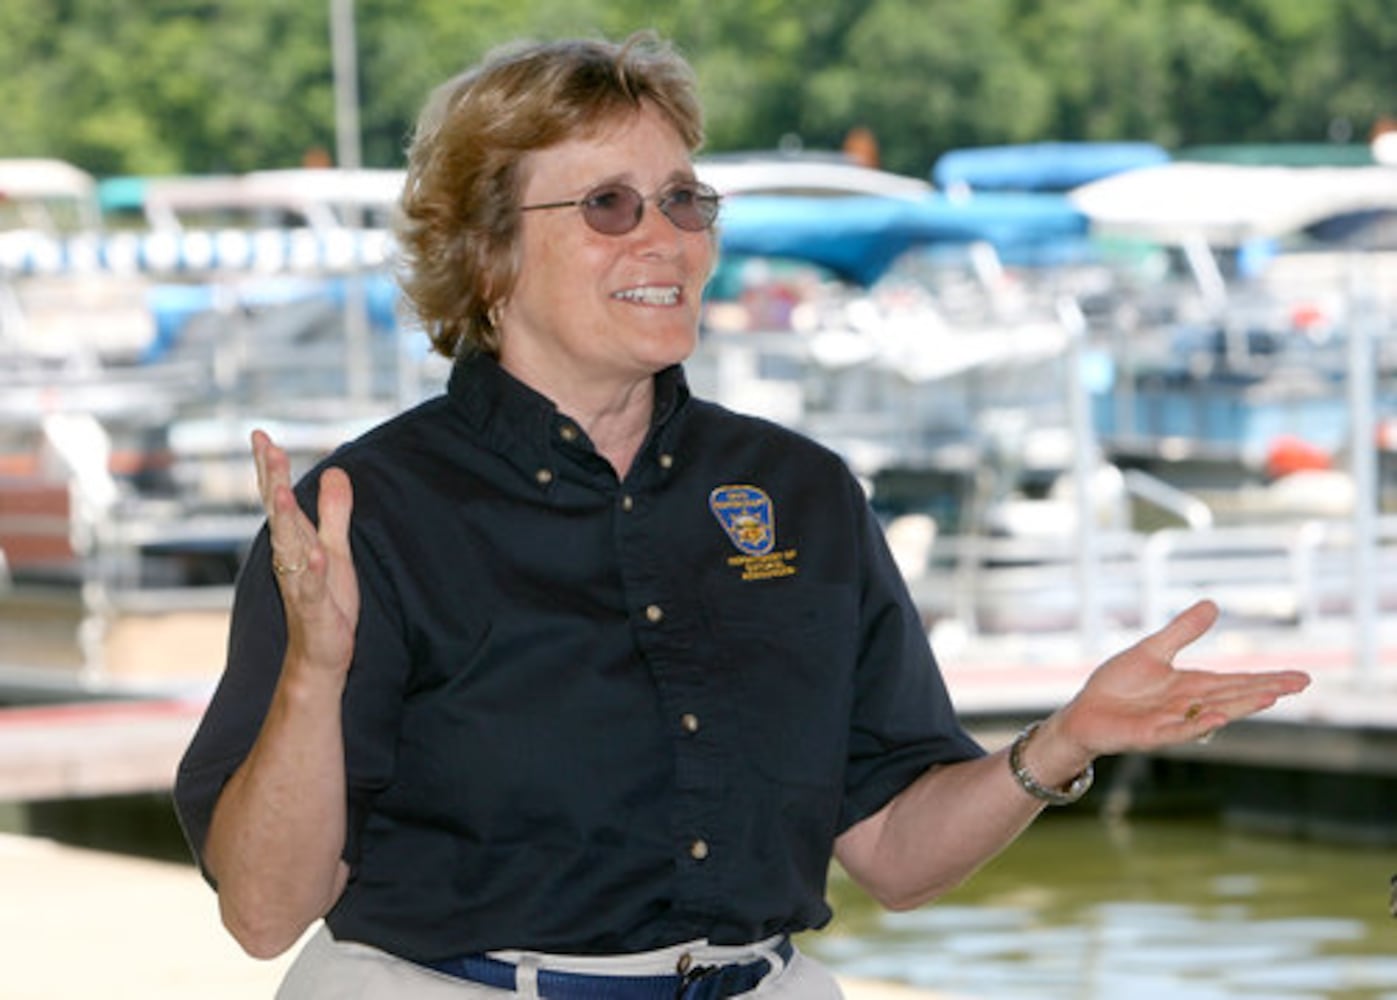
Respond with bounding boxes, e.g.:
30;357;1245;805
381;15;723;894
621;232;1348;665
612;285;681;306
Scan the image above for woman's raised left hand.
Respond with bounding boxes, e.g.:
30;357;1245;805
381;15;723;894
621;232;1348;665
1050;600;1311;762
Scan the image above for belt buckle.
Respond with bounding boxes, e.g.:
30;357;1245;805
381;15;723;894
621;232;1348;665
674;951;715;998
673;951;763;1000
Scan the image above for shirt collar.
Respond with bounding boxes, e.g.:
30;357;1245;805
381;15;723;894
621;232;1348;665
446;352;691;468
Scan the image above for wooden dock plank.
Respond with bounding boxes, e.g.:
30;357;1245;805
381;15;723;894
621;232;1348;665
0;699;203;801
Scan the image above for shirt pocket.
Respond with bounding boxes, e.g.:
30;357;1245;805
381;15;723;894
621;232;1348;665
702;579;858;789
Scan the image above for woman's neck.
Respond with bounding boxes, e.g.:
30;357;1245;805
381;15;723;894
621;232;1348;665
500;355;655;479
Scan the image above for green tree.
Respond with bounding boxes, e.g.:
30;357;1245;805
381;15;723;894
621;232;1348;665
2;0;1393;179
355;0;616;167
804;0;1053;175
0;3;79;161
1018;0;1181;146
38;0;337;174
1328;0;1397;137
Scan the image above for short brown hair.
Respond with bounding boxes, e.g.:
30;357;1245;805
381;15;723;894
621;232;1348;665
395;32;705;359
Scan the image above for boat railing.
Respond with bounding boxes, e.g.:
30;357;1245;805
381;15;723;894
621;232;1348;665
0;225;395;280
913;529;1145;635
909;514;1397;641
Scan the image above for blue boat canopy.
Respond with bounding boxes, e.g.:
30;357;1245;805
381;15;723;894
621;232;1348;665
716;193;1088;287
932;142;1170;193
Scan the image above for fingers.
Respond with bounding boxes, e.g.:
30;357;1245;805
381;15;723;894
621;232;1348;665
251;429;289;514
252;431;305;572
251;430;319;586
1196;668;1310;705
1143;599;1308;730
253;430;348;589
1140;599;1220;663
316;467;354;563
1169;667;1311;739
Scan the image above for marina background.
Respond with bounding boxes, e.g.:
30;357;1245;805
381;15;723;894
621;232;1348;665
4;2;1397;997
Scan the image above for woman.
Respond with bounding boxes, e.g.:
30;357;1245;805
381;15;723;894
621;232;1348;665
174;32;1310;999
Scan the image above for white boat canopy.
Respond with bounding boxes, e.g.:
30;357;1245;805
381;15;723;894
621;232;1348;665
1069;161;1397;246
0;158;102;233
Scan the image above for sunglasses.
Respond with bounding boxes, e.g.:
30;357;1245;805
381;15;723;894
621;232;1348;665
519;180;721;236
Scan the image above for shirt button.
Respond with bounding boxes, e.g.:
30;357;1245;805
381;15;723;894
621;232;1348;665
658;453;674;470
620;495;634;512
644;604;664;624
535;468;554;486
689;839;710;861
559;424;578;443
680;713;699;734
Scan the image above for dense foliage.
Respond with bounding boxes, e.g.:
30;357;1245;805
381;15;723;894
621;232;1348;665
3;0;1394;179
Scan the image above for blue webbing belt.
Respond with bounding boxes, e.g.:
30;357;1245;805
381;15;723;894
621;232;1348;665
423;935;793;999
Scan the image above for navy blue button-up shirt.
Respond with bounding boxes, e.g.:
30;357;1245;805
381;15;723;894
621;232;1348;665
174;353;982;961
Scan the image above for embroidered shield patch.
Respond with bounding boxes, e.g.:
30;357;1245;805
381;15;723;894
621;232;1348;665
709;484;775;557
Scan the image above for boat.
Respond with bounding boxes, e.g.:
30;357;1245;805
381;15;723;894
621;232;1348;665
0;158;103;234
0;158;157;365
4;155;1392;697
931;141;1171;193
692;164;1397;644
1068;158;1397;247
696;151;933;200
1067;153;1397;494
694;186;1107;538
126;167;406;234
714;190;1089;288
0;166;435;701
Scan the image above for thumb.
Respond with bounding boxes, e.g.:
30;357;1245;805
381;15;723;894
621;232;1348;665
1139;599;1219;663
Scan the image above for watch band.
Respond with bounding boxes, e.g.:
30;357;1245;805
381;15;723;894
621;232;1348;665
1009;720;1094;806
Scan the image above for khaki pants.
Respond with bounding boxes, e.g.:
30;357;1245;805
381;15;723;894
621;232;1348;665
277;924;844;999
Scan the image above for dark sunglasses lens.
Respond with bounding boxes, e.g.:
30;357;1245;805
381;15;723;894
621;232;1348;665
580;185;644;235
660;183;719;231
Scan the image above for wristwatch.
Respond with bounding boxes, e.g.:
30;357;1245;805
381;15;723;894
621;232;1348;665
1008;720;1094;806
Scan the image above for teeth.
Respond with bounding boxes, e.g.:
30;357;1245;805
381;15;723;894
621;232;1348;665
613;285;680;305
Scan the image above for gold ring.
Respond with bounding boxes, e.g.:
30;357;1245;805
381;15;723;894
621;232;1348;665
1184;702;1203;722
273;557;307;575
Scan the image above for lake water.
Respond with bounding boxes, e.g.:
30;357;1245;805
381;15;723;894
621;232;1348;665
804;814;1397;1000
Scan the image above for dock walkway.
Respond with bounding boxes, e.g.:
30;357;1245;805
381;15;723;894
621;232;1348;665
2;620;1395;804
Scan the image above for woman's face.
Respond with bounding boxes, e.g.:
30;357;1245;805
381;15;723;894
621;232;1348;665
495;103;716;398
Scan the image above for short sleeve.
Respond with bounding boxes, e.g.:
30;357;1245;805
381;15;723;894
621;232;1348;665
838;495;984;831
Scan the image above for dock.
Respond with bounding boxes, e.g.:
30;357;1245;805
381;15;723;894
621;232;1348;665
934;623;1397;843
0;696;206;801
2;622;1396;810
